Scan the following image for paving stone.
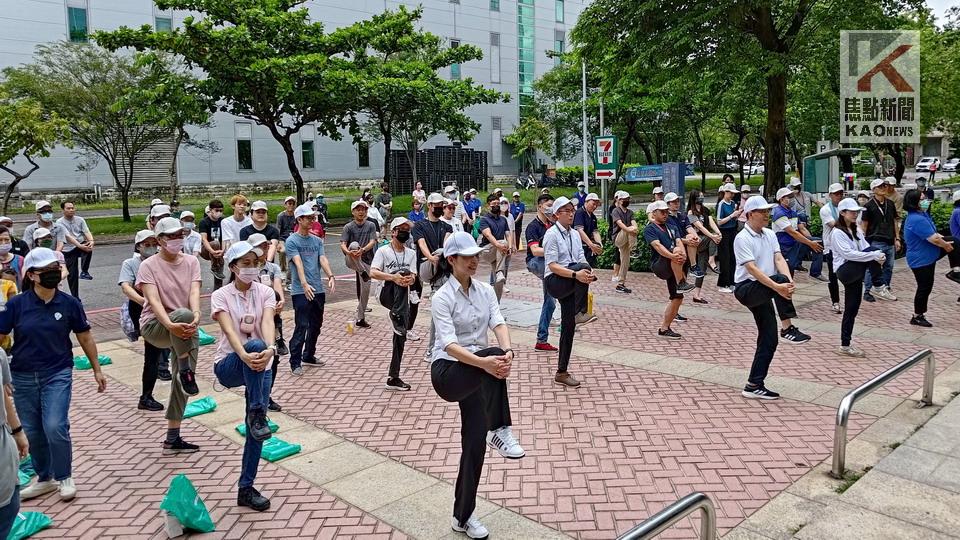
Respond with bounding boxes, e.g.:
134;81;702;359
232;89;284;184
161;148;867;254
372;482;500;540
843;471;960;536
282;442;386;486
795;501;948;540
737;492;825;540
324;461;439;511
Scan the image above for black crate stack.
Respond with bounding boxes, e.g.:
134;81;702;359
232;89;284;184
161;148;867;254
389;146;488;195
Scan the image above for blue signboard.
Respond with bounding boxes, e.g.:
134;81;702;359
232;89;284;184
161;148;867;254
623;164;694;182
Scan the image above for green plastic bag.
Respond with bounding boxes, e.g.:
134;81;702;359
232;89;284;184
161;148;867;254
159;474;215;533
197;328;215;346
7;512;53;540
18;456;34;486
182;396;217;419
73;354;112;370
260;438;301;462
236;419;279;437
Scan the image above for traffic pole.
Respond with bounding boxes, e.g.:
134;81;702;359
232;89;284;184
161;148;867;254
581;59;589;195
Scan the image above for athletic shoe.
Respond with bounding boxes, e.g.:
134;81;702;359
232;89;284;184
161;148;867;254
780;325;811;344
688;265;706;279
486;426;525;459
495;271;506;284
451;515;489;539
811;274;828;282
692;297;709;304
292;366;304;377
797;265;808;272
79;272;93;280
20;479;57;500
59;478;77;500
212;268;226;281
838;346;865;358
677;281;695;292
863;291;876;302
157;369;173;382
275;338;289;356
832;303;843;314
246;409;273;442
138;396;164;411
356;319;371;328
741;385;781;400
910;314;933;328
406;329;421;342
365;308;373;313
423;350;433;362
657;328;682;340
717;286;735;293
947;271;960;285
574;312;598;326
535;342;558;352
674;313;688;323
162;437;199;455
385;377;411;391
179;369;199;396
238;486;271;512
615;284;632;294
873;286;897;301
611;275;618;283
268;399;282;412
302;357;326;367
554;372;581;387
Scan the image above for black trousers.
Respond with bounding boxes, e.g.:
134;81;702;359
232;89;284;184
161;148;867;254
836;260;883;346
128;300;167;399
269;290;285;392
824;253;840;304
734;274;798;386
911;239;960;315
717;228;737;287
63;249;82;298
544;263;591;373
431;349;511;527
513;217;523;250
81;249;92;273
380;278;422;379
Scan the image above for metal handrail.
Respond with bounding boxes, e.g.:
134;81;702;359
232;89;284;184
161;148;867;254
616;492;717;540
831;348;935;478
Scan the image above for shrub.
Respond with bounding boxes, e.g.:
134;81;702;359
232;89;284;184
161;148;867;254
595;212;653;273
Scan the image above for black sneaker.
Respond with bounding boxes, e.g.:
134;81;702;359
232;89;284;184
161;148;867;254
797;265;808;272
946;271;960;285
245;409;273;442
657;328;682;340
910;314;933;328
268;398;282;412
689;265;705;278
385;377;411;391
674;313;688;323
157;369;173;382
677;281;695;292
179;369;199;396
780;325;811;345
356;319;371;328
237;486;270;512
162;437;199;455
615;284;632;294
275;338;289;356
79;271;93;280
138;396;164;411
863;291;876;303
302;357;326;367
741;385;781;400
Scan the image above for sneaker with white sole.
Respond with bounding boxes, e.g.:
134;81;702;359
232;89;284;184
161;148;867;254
837;345;865;358
59;477;77;501
717;286;735;293
831;302;843;314
20;479;57;500
486;426;525;459
406;329;421;342
741;385;780;400
451;515;489;539
873;285;897;301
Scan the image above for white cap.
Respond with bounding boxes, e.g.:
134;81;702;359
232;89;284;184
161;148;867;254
150;204;171;218
652;186;664;194
296;202;318;218
390;216;410;230
884;176;897;185
858;190;871;197
154;217;184;236
512;191;521;197
179;210;195;220
828;183;844;193
540;187;550;194
551;196;574;213
870;178;886;190
134;229;155;245
664;192;679;203
23;247;59;272
443;231;486;257
499;196;509;204
721;183;739;193
0;216;11;225
837;199;866;213
35;200;51;212
775;187;794;201
443;185;457;194
150;198;164;207
614;190;629;200
284;195;296;203
250;200;268;211
789;177;802;187
247;233;268;247
224;241;263;267
585;192;600;202
577;181;585;187
427;192;445;204
469;188;477;193
444;198;457;206
741;184;752;192
349;200;368;211
493;187;503;193
646;201;668;213
32;227;51;241
742;195;777;213
952;190;960;202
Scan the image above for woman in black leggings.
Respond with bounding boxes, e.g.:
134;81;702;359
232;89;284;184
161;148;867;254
829;199;887;357
902;190;960;327
430;231;524;539
715;178;741;292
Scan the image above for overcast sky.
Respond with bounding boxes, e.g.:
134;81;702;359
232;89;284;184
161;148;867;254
927;0;956;23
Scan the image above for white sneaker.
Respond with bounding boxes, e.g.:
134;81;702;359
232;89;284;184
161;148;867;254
423;350;433;363
717;286;735;293
451;515;489;539
20;479;57;500
611;275;618;283
495;271;506;284
874;285;898;301
838;345;866;358
406;329;421;342
832;302;843;314
59;477;77;500
486;426;525;459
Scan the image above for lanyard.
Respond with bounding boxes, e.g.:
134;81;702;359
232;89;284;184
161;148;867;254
655;222;675;241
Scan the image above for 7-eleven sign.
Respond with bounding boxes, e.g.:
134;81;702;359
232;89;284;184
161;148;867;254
594;135;618;171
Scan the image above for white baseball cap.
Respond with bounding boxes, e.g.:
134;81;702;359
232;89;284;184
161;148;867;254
35;200;51;212
427;192;445;204
23;247;59;272
180;210;195;220
552;196;574;213
614;190;629;200
149;198;164;207
493;187;503;194
652;186;664;194
646;201;668;213
664;192;679;203
296;202;319;217
247;233;268;247
469;188;477;194
250;200;268;211
443;231;486;257
390;216;410;230
870;178;886;190
741;184;752;192
789;177;802;187
828;183;844;194
349;200;368;211
443;185;457;194
134;229;155;245
585;192;600;202
884;177;897;185
837;199;866;213
952;190;960;202
512;191;521;197
154;217;184;236
742;195;776;213
284;196;296;203
32;227;51;241
224;241;263;267
721;183;739;193
775;187;794;201
150;204;171;218
0;216;11;225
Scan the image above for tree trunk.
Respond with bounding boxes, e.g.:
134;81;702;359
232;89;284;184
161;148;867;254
632;132;653;165
382;134;392;191
0;157;39;215
170;130;184;201
692;125;706;193
786;130;803;181
276;134;305;203
2;180;20;217
763;72;787;195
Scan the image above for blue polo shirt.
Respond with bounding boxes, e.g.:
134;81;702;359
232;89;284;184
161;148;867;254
509;201;525;220
643;222;677;266
903;211;942;269
574;208;598;244
0;289;91;373
478;213;508;246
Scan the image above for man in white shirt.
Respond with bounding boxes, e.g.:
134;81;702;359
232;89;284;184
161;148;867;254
733;196;811;401
818;183;845;313
220;194;253;249
57;200;94;298
180;211;202;256
543;196;598;388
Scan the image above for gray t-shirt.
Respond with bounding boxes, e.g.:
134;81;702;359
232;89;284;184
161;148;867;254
610;207;635;239
22;221;66;248
342;220;378;265
118;256;142;285
0;351;18;506
56;216;91;253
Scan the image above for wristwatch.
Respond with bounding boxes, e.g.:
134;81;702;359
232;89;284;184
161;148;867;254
268;345;278;354
571;270;577;280
10;426;22;435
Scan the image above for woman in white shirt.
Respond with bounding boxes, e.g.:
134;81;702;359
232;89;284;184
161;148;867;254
830;199;887;358
430;231;524;540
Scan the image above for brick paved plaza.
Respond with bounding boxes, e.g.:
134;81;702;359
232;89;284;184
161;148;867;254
24;259;960;539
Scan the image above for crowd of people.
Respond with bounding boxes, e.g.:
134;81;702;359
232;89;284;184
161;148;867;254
0;174;955;539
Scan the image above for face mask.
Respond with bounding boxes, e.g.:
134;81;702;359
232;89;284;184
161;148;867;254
920;199;932;210
696;198;705;204
431;207;444;218
0;244;10;255
141;246;158;258
40;212;53;222
211;211;223;219
37;269;61;289
183;222;195;230
396;230;411;243
237;266;260;284
39;239;54;249
490;206;501;215
579;187;585;192
162;238;184;254
622;199;631;207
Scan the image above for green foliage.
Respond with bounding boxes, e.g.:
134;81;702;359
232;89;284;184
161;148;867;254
504;116;554;173
594;214;653;273
929;200;955;234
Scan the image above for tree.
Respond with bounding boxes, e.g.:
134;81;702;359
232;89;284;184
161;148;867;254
504;116;553;173
96;0;372;203
3;43;176;221
0;89;70;214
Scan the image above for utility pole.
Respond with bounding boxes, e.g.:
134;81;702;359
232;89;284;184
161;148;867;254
581;59;589;194
600;98;607;218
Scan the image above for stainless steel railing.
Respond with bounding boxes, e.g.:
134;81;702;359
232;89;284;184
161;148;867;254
616;492;717;540
831;349;935;478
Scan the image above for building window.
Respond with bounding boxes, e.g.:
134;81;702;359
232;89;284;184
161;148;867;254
555;0;564;23
490;33;501;83
155;16;172;32
554;30;565;67
67;1;89;43
236;122;253;171
517;0;535;119
450;39;461;80
490;0;499;11
358;141;370;168
491;117;503;166
301;141;315;169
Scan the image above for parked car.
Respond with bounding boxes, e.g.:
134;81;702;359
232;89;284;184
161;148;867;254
943;158;959;172
915;156;941;172
742;162;764;175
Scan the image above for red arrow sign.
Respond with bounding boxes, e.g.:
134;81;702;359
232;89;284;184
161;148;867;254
596;170;616;178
